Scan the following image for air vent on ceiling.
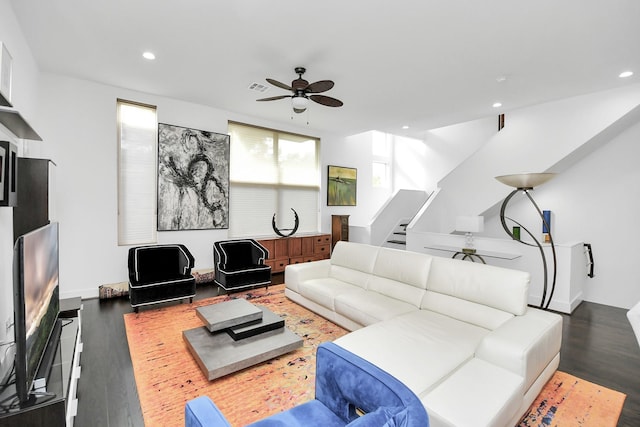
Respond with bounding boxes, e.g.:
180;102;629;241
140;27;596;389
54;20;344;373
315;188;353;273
248;83;269;93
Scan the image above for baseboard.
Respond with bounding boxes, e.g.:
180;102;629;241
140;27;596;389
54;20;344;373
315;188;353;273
528;293;583;314
61;287;100;300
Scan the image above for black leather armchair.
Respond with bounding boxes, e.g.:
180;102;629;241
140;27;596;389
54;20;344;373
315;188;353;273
213;239;271;292
128;244;196;312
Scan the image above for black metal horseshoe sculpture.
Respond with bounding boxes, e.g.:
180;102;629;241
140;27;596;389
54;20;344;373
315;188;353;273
272;208;299;237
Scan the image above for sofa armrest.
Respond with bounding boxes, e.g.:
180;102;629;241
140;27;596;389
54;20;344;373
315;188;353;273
185;396;232;427
475;308;562;392
285;259;331;293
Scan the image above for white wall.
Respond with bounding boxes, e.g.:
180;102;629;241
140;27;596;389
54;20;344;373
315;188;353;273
422;116;496;190
320;129;455;232
414;85;640;234
33;73;346;300
321;131;382;227
481;118;640;309
0;0;41;374
405;86;640;310
30;72;640;310
32;74;432;297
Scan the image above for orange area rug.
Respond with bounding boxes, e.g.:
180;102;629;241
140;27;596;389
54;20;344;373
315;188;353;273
517;370;625;427
124;285;348;426
124;285;625;427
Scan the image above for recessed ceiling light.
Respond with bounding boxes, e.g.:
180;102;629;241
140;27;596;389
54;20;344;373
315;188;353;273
402;125;409;129
492;102;502;108
619;70;633;78
142;51;156;60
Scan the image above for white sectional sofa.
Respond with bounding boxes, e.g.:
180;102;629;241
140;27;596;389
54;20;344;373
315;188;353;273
285;241;563;427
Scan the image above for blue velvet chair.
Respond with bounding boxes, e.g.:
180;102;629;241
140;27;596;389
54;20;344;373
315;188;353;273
128;244;196;312
213;239;271;292
185;342;429;427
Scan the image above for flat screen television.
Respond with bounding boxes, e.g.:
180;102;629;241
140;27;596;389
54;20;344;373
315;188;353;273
13;222;60;403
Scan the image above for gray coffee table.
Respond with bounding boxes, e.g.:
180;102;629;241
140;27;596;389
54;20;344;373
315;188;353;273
183;299;303;380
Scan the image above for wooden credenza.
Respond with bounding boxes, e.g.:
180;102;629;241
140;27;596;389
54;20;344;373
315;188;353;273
257;233;331;273
331;215;349;250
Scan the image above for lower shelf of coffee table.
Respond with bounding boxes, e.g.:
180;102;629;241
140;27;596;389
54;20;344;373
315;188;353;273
183;325;302;380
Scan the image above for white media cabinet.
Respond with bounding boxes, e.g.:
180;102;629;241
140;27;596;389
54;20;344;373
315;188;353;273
0;298;83;427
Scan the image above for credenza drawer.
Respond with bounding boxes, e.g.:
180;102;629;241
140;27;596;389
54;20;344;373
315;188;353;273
289;256;318;265
314;243;330;257
314;235;331;246
266;258;289;273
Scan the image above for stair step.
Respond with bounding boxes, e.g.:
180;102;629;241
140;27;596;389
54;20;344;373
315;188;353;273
394;231;406;235
387;239;406;245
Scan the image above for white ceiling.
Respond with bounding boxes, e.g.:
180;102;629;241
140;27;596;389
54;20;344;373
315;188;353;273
9;0;640;138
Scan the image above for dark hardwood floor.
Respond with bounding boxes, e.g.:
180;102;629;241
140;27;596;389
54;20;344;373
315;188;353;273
557;302;640;426
75;279;640;426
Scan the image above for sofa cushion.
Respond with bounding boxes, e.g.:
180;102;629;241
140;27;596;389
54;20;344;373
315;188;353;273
330;265;373;289
372;247;432;289
335;291;418;327
331;241;380;274
298;278;365;311
134;246;186;283
368;275;427;308
285;259;331;293
219;241;255;269
335;309;489;397
421;291;514;330
247;400;344;427
425;257;529;315
423;358;524;427
346;406;401;426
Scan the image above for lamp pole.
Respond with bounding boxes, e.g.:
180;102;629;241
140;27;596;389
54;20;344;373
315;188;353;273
495;173;557;310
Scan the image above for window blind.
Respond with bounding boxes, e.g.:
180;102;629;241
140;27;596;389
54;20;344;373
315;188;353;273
117;100;158;245
228;122;320;237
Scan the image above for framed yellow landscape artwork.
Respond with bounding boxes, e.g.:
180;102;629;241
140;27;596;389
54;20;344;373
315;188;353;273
327;165;357;206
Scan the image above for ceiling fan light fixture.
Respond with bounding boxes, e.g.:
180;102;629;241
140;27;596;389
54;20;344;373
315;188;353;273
259;67;342;113
292;96;309;113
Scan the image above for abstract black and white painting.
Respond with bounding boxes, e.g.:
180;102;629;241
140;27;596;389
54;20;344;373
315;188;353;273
157;123;230;230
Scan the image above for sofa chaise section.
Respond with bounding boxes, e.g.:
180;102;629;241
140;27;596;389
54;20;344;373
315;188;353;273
285;241;562;427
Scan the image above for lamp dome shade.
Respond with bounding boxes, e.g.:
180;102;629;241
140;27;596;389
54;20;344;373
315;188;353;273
495;173;556;189
292;96;309;113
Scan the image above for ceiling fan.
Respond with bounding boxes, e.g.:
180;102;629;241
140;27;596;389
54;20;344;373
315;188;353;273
257;67;343;113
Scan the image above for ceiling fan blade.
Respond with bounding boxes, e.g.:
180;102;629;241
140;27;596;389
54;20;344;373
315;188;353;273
309;94;343;107
256;95;291;101
306;80;334;94
266;78;293;91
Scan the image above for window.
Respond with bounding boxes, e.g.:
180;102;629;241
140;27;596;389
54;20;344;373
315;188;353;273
117;99;158;245
372;161;389;188
228;122;320;237
372;131;391;188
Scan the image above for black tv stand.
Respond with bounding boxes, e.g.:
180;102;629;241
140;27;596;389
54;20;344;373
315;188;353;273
0;300;82;427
